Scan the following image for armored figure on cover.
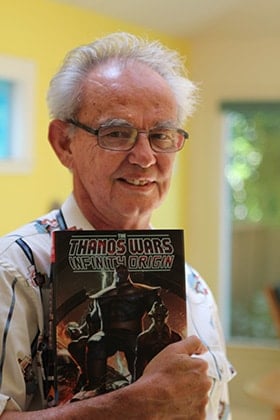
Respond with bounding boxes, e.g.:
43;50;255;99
67;265;161;393
134;300;182;380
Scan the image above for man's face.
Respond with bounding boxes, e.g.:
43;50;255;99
68;61;179;229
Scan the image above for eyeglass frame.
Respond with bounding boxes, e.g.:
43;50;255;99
66;118;189;153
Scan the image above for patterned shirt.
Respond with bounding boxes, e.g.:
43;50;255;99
0;194;235;418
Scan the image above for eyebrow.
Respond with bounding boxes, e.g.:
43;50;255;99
100;118;133;128
99;119;178;129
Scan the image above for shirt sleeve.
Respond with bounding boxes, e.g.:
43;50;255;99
0;242;43;414
186;264;236;420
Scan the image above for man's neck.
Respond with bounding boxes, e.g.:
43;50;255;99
74;193;152;230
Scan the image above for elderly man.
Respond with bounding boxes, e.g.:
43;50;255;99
0;32;235;419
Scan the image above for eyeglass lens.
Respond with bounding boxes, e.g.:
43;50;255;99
98;126;185;152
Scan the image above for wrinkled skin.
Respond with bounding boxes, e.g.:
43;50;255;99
49;61;179;230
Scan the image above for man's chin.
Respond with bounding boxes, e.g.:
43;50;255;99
113;204;155;226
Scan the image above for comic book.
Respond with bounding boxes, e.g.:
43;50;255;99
50;229;186;405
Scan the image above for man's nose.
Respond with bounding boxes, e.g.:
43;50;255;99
127;133;157;168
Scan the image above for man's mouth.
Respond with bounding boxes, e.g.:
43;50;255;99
120;178;154;186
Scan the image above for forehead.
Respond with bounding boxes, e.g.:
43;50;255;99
79;61;178;123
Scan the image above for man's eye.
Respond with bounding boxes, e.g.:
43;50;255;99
102;128;132;139
108;131;124;138
150;130;174;141
152;133;167;140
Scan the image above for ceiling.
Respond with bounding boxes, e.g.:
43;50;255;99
56;0;280;39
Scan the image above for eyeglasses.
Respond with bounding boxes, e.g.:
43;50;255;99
67;119;188;153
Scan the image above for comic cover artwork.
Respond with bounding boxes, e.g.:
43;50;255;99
51;229;186;405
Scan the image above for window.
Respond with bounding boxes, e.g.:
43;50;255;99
0;55;35;173
222;102;280;341
0;80;13;159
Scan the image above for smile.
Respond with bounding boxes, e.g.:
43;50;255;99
120;178;154;186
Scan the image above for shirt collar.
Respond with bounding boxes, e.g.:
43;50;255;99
61;193;95;230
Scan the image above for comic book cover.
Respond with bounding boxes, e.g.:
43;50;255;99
50;229;186;405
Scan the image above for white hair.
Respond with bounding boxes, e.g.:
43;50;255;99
47;32;198;125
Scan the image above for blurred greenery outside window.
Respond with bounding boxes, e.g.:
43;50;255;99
222;102;280;341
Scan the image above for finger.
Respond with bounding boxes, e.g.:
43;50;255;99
172;335;207;356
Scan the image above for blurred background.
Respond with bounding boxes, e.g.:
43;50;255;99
0;1;279;418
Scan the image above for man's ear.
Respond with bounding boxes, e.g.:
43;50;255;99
48;119;73;169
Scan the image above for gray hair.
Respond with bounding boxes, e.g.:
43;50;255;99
47;32;198;125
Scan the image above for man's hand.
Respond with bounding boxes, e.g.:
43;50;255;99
138;335;212;419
